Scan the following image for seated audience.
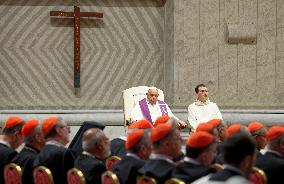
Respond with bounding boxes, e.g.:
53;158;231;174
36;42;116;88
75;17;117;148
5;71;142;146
255;126;284;184
192;133;256;184
12;119;45;184
138;121;182;183
0;117;24;184
113;129;151;184
172;131;217;184
33;117;75;184
74;128;110;184
247;121;267;158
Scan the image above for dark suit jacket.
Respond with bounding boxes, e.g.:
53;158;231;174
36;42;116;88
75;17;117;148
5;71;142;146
172;162;215;184
112;155;145;184
74;153;106;184
12;145;40;184
255;151;284;184
33;144;75;184
0;143;17;184
110;138;127;158
138;159;176;184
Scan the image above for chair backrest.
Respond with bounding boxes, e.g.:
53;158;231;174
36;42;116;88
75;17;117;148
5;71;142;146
136;176;157;184
4;163;22;184
105;156;122;170
210;163;224;172
101;170;120;184
123;86;164;126
33;166;54;184
165;178;186;184
249;166;267;184
67;168;86;184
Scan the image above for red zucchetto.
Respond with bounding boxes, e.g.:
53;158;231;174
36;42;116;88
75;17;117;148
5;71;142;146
154;116;170;127
207;119;221;128
21;119;38;137
266;126;284;141
3;117;24;129
42;117;58;136
196;123;214;133
125;129;145;149
247;121;264;133
128;119;153;130
226;124;242;137
151;123;173;142
187;131;214;148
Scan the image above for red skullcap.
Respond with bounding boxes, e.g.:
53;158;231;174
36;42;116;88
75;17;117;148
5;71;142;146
196;123;214;133
42;117;58;136
21;119;38;137
266;126;284;141
125;129;145;149
187;131;214;148
128;119;153;130
154;116;170;127
3;117;24;129
151;123;173;142
207;119;221;128
248;122;264;133
226;124;242;137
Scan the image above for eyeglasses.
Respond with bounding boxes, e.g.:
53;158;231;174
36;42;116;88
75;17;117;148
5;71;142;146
59;125;70;130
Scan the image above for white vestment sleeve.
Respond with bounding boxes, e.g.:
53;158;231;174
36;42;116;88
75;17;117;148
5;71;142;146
130;103;144;121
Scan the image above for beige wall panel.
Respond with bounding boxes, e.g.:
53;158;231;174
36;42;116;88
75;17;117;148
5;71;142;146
173;0;186;106
237;0;257;106
256;0;277;106
218;0;238;105
0;0;164;110
276;0;284;102
199;0;219;98
182;0;200;104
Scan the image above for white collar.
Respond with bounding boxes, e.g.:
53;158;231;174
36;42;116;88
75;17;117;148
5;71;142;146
82;151;95;158
127;152;140;159
184;156;200;165
150;153;175;164
194;99;210;106
0;140;12;148
46;140;65;148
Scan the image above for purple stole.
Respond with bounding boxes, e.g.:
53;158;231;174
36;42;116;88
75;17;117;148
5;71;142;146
139;98;168;124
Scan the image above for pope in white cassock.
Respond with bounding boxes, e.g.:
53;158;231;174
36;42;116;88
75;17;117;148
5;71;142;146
130;87;187;129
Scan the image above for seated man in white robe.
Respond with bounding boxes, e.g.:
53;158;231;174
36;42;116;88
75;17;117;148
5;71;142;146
130;87;187;129
188;84;223;131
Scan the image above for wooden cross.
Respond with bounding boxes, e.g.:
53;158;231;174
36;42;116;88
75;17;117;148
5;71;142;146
50;6;103;97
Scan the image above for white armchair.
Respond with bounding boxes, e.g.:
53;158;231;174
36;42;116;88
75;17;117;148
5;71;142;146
122;86;164;127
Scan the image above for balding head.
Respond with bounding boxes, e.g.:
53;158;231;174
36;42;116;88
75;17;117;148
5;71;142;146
82;128;110;159
147;87;159;105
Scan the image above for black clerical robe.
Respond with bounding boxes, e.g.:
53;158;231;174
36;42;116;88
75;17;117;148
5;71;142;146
110;138;127;158
68;121;105;157
255;151;284;184
0;142;17;184
33;144;75;184
112;155;145;184
12;145;40;184
138;158;176;184
172;162;215;184
74;153;106;184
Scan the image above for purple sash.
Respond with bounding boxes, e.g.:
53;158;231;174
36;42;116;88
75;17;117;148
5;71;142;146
139;98;169;124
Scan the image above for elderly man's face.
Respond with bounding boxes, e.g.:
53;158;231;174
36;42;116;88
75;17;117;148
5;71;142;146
197;86;209;102
146;89;159;105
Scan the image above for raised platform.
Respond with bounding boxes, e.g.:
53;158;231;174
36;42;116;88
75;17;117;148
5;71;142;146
1;109;284;126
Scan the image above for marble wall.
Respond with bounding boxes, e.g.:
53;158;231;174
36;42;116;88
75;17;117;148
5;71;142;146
170;0;284;109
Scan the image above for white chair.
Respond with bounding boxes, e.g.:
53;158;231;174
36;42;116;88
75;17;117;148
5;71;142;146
122;86;164;128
